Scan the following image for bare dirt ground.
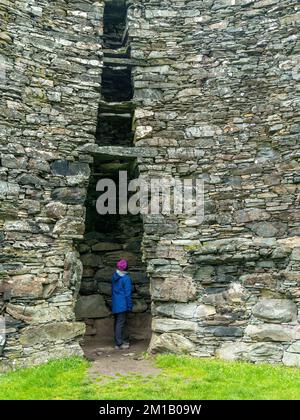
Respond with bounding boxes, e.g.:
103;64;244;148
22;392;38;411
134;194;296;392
83;337;161;380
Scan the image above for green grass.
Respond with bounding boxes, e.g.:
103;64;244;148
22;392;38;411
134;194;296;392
0;358;94;400
0;355;300;400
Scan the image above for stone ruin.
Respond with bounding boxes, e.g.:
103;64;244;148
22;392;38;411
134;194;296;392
0;0;299;370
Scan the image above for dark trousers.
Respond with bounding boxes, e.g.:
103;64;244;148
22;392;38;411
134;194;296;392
114;312;128;347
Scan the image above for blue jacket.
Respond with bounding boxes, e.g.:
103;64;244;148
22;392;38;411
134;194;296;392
111;270;133;314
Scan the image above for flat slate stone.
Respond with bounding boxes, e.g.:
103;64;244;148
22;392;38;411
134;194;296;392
252;299;298;323
75;295;110;320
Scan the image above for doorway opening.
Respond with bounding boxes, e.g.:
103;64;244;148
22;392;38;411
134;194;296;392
75;0;151;356
75;155;151;353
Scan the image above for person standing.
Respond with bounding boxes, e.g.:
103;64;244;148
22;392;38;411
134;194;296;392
111;259;133;350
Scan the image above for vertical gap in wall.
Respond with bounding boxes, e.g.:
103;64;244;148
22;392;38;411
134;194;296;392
98;1;134;147
96;102;134;147
103;0;127;49
76;0;151;355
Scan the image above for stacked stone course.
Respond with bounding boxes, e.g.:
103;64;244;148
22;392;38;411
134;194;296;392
0;0;104;368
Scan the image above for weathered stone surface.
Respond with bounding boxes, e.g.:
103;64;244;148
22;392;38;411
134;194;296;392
249;222;287;238
252;299;298;323
202;282;248;309
194;266;215;283
291;248;300;261
213;327;244;338
91;242;123;252
45;202;67;219
6;303;74;325
53;217;85;237
75;295;110;319
245;324;295;342
173;303;197;319
63;252;83;291
0;318;5;357
235;209;270;224
282;352;300;367
248;343;283;363
152;318;197;334
154;302;216;320
132;299;148;313
103;251;141;267
3;275;45;299
282;340;300;366
149;333;196;354
51;188;86;205
80;254;103;268
241;273;277;289
50;161;90;178
217;342;283;363
216;342;251;361
195;305;217;319
151;276;196;303
175;303;216;319
20;322;85;346
0;181;20;197
154;304;177;318
79;278;97;295
286;341;300;353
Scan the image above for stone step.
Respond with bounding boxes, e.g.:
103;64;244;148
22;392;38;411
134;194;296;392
78;144;159;161
98;99;135;113
98;112;132;119
103;46;130;58
103;56;146;67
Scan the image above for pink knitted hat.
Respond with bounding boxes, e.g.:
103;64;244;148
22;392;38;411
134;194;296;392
117;259;128;271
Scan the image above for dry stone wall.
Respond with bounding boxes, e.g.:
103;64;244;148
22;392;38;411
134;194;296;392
0;0;104;369
0;0;299;369
127;0;300;365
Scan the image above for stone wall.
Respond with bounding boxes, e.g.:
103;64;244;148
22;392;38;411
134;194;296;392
0;0;299;369
127;0;300;365
0;0;104;369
